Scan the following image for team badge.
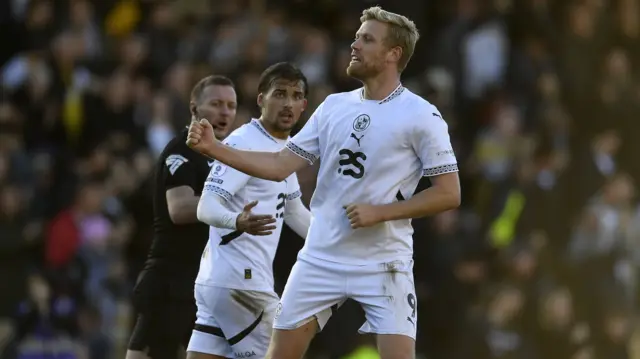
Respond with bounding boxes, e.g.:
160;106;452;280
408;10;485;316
275;302;283;319
211;163;227;177
353;114;371;132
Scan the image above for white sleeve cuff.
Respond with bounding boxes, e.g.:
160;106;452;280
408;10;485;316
285;142;317;165
197;194;240;230
422;163;459;177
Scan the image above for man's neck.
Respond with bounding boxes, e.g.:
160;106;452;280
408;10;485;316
362;71;401;101
258;117;289;140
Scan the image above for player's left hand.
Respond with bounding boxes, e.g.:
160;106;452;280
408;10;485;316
344;203;383;229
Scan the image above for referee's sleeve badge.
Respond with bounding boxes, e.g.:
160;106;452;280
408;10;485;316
165;154;188;175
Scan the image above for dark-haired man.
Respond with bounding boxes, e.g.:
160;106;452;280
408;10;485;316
127;75;269;359
186;63;311;359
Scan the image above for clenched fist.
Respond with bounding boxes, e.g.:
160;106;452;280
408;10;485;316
187;118;216;154
344;203;384;229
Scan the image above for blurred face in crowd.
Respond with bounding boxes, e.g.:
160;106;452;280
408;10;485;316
488;288;524;326
604;314;629;342
193;85;237;140
541;289;573;328
605;174;635;204
595;131;621;155
0;186;23;219
28;274;50;304
76;183;105;215
605;49;630;79
348;20;400;80
258;79;307;138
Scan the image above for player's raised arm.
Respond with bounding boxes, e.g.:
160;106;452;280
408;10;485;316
187;119;306;181
188;102;323;182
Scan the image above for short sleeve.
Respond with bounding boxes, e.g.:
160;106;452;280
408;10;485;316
202;138;251;201
285;173;302;201
413;109;459;177
163;153;198;190
286;102;323;164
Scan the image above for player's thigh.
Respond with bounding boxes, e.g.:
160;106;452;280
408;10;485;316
227;290;280;359
189;286;280;359
265;320;319;359
351;259;417;358
188;286;234;358
376;334;416;359
273;257;346;332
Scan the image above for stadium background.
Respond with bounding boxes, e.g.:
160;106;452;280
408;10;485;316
1;0;640;358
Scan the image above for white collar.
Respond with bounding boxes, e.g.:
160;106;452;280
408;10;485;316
359;83;405;104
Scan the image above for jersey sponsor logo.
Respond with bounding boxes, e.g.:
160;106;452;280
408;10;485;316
211;163;227;177
235;351;256;358
206;177;224;184
352;114;371;132
337;149;367;179
165;154;188;175
436;149;455;157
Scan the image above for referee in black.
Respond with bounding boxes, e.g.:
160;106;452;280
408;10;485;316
127;75;238;359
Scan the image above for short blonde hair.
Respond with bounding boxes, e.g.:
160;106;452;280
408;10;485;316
360;6;420;71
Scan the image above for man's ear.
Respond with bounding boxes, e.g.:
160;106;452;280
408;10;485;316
257;93;264;108
190;101;198;117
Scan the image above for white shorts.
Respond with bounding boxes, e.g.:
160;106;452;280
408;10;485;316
273;256;417;339
187;285;279;358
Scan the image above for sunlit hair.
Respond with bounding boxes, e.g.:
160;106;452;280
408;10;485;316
360;6;420;71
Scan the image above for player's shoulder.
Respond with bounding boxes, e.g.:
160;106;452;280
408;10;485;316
399;88;436;112
322;88;362;108
220;122;255;150
159;129;200;161
397;88;444;123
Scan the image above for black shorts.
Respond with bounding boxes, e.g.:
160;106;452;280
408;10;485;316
128;269;196;359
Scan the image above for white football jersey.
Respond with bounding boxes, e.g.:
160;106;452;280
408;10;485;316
286;85;458;264
196;119;302;291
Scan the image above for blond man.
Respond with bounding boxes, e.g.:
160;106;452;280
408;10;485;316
186;7;461;359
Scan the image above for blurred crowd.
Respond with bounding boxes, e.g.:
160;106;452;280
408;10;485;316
1;0;640;358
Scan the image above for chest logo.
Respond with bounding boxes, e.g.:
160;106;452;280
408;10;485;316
353;114;371;132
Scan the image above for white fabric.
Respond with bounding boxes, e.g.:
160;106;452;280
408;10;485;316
197;193;239;230
285;85;458;265
196;119;305;292
273;255;417;339
188;285;278;358
283;197;311;239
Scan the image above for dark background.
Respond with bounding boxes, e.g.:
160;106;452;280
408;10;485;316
1;0;640;358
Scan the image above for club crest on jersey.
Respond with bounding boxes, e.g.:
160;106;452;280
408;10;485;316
211;163;227;177
353;114;371;132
